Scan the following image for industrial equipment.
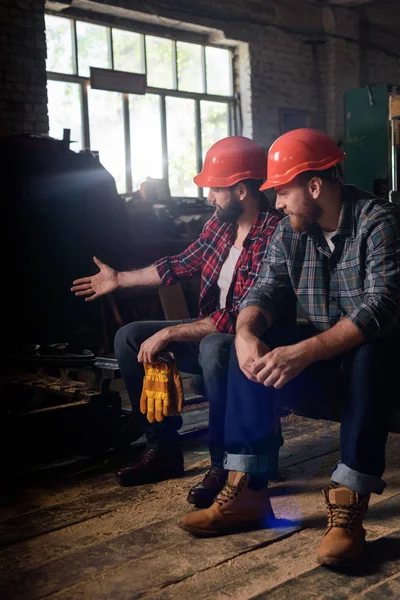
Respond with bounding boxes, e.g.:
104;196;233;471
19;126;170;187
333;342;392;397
344;84;400;202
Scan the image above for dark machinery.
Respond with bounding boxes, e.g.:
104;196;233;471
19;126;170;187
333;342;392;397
344;84;400;202
0;134;137;466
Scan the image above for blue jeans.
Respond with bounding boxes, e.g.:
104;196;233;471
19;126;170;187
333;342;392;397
224;326;397;495
114;320;233;458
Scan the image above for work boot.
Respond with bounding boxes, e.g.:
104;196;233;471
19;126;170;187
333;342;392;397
317;485;370;568
179;471;274;537
187;465;228;508
117;441;184;486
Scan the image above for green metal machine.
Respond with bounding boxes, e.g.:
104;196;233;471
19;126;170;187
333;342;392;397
344;84;400;202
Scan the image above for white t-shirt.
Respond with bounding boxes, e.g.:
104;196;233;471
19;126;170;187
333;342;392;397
322;230;337;252
217;245;242;309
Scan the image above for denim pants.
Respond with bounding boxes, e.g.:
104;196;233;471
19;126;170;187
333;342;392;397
224;325;397;495
114;320;234;456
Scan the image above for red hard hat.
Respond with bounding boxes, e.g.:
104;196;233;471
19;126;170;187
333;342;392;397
260;128;346;190
194;136;266;188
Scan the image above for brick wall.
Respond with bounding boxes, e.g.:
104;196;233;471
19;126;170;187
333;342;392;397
0;0;400;143
0;0;48;136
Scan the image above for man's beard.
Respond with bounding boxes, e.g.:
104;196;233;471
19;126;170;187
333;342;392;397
215;198;243;223
289;202;322;233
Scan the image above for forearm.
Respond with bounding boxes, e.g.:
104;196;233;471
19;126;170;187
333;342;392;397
236;305;272;339
299;317;365;363
166;317;217;343
117;264;162;289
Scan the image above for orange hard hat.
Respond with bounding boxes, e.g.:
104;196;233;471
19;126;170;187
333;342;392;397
194;136;266;188
260;128;346;191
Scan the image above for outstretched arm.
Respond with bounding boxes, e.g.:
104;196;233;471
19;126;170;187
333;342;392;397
71;257;161;301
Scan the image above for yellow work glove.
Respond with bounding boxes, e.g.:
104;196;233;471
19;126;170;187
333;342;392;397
140;353;184;423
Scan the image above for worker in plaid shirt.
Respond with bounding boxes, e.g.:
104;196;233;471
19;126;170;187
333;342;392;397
181;129;400;569
72;136;283;491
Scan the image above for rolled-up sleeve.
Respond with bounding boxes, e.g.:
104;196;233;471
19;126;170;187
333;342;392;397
240;226;292;320
346;212;400;339
209;307;237;334
154;237;204;286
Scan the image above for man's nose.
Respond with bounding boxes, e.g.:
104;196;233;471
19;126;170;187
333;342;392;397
207;191;215;203
275;197;285;210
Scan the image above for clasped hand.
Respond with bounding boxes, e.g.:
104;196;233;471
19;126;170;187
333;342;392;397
235;334;312;389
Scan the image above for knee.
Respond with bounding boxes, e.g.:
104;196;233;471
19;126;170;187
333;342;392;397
114;322;143;358
198;333;233;374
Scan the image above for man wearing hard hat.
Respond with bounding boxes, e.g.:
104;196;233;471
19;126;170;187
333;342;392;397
72;136;284;492
180;128;400;568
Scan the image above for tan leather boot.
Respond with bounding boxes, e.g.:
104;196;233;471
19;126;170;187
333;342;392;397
317;485;370;568
179;471;274;537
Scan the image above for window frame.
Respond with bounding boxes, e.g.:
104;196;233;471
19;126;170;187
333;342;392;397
45;14;236;198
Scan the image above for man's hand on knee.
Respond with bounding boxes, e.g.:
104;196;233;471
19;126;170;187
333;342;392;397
252;343;313;389
138;328;171;363
235;333;270;382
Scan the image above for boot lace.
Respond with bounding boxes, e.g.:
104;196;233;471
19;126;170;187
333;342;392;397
215;478;245;506
326;501;364;531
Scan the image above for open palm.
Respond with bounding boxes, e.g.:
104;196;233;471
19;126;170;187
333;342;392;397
71;257;118;301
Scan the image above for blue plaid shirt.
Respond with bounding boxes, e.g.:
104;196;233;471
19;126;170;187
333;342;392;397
242;186;400;340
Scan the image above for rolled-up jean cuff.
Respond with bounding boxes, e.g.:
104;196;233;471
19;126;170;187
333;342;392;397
224;451;279;475
331;461;385;495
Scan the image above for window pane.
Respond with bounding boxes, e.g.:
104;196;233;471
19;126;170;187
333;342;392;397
129;94;162;190
88;88;126;193
77;22;111;77
177;42;203;93
205;47;232;96
47;80;83;150
146;36;174;89
201;101;229;159
112;29;144;73
166;97;197;197
45;15;74;74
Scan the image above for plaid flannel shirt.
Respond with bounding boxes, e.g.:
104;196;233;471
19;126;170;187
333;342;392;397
242;186;400;340
154;205;282;334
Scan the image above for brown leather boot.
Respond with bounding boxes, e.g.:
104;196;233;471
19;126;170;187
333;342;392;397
187;466;228;508
117;442;184;486
179;471;274;537
317;485;370;568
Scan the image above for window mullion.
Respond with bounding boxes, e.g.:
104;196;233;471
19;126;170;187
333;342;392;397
123;94;132;192
195;99;203;198
160;94;169;183
72;19;79;76
172;40;178;90
141;34;147;74
109;28;114;70
201;45;207;94
82;80;90;149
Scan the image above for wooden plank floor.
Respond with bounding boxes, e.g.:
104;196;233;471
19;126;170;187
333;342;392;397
0;414;399;600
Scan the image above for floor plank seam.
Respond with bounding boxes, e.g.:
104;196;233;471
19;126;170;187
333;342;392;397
0;509;116;549
138;528;302;600
349;571;400;599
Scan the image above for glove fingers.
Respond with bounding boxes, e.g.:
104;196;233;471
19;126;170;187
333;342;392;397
147;394;155;423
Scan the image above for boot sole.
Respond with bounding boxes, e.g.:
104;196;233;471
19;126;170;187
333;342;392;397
317;554;363;569
178;518;270;538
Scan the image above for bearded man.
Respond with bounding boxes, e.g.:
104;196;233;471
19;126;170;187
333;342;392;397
72;136;283;489
180;129;400;570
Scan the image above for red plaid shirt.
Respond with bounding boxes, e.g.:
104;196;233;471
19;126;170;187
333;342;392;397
154;206;282;333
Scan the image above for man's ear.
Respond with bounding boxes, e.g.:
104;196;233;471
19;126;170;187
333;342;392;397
235;182;247;201
308;176;323;199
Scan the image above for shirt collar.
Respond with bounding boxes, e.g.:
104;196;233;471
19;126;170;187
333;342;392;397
244;208;273;245
309;185;355;241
